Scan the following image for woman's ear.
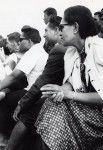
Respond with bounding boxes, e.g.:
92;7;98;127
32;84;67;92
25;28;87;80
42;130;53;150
28;39;33;46
28;39;31;43
73;22;79;34
54;27;59;35
56;27;60;34
29;39;33;44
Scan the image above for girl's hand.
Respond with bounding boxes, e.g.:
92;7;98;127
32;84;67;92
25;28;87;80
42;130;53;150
52;91;64;103
41;84;64;102
41;84;62;92
41;84;62;98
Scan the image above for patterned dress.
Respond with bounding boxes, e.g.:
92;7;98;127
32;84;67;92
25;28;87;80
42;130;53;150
35;86;103;150
35;51;103;150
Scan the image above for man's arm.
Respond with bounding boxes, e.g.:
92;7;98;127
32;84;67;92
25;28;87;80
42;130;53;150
16;44;66;110
18;83;41;110
13;83;42;121
0;68;27;91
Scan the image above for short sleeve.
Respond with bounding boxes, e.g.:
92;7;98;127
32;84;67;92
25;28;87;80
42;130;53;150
16;45;43;75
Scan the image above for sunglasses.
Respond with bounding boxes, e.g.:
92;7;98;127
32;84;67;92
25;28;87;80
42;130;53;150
60;23;69;29
20;37;28;42
61;23;69;26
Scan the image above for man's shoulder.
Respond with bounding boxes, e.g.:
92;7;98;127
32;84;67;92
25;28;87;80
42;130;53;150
25;43;43;56
29;43;42;51
50;44;67;54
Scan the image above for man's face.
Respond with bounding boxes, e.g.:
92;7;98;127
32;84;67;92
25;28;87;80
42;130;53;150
44;25;58;43
19;32;31;52
6;38;20;53
0;38;6;48
94;14;100;22
99;19;103;33
43;13;51;25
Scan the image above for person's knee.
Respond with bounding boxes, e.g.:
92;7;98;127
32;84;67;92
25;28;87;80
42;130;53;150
5;121;28;150
15;120;27;133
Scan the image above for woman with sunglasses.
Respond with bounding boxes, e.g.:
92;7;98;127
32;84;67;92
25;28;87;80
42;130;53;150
36;5;103;150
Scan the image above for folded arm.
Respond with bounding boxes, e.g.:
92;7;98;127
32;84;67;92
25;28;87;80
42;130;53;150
0;68;28;91
41;83;103;105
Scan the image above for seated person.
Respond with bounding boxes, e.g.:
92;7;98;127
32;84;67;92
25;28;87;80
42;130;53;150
0;25;48;94
0;32;21;80
0;25;48;146
34;6;103;150
0;32;21;101
94;11;103;38
4;32;22;75
5;16;67;150
43;7;57;53
0;36;9;80
0;35;6;63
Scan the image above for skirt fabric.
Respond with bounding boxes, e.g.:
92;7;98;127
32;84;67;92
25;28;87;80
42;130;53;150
35;98;103;150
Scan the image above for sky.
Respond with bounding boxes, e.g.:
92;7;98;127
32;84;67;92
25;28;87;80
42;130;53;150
0;0;103;38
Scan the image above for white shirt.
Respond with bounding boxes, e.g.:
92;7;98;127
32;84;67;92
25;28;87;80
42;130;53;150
85;36;103;100
0;47;5;63
16;43;48;90
0;48;19;78
0;59;7;80
63;36;103;100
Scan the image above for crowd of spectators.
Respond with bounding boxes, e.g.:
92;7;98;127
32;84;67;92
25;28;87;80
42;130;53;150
0;6;103;150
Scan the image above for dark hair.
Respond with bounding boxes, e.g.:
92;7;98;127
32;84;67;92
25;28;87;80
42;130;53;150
44;7;57;17
21;26;41;44
7;32;21;43
48;16;62;30
64;5;98;39
94;11;102;18
94;11;102;17
2;39;11;55
101;8;103;12
0;35;4;40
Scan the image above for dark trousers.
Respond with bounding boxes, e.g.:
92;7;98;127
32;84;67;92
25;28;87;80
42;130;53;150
0;89;27;138
20;97;45;130
14;128;50;150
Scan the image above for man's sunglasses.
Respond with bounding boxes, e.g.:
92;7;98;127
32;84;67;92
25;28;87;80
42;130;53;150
60;24;69;29
60;23;69;26
20;38;28;42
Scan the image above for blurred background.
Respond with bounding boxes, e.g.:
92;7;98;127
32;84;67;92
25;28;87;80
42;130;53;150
0;0;102;38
